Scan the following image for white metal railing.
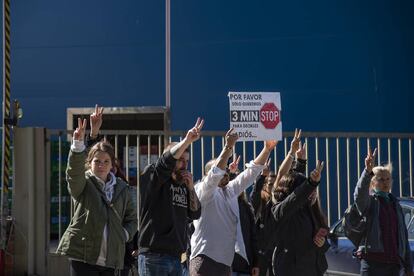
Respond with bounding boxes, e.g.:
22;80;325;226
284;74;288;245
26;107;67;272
46;130;414;244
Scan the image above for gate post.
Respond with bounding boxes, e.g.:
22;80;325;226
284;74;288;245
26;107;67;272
12;127;49;275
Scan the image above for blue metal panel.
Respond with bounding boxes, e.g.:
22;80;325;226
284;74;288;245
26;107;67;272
0;0;412;132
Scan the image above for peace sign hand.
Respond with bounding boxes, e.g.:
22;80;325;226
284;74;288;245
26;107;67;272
74;118;87;141
229;154;241;174
90;104;104;137
365;148;377;173
296;142;307;160
225;128;239;148
185;117;204;143
290;128;302;154
310;160;324;183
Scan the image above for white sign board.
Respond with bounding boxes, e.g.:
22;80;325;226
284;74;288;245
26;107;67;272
228;92;282;141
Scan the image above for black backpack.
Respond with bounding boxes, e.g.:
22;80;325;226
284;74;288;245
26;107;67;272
342;203;369;247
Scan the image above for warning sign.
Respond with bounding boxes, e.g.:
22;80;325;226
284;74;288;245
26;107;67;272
228;92;282;141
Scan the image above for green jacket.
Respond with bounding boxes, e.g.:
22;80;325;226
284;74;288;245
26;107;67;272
56;150;138;269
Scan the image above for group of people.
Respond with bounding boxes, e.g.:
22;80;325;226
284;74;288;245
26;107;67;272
56;106;413;276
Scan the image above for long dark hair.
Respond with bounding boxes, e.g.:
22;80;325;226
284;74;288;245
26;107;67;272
272;171;307;203
273;171;328;229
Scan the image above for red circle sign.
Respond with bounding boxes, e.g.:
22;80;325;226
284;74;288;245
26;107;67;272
260;103;280;129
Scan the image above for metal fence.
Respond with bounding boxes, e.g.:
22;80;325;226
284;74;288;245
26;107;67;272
46;129;414;244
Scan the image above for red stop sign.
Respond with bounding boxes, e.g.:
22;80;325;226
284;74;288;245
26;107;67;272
260;103;280;129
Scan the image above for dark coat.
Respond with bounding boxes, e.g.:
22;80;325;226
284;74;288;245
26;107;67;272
250;175;276;263
271;178;329;276
249;159;309;270
354;170;413;273
232;197;259;273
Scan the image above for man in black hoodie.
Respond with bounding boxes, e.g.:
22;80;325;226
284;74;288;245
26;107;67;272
138;118;203;276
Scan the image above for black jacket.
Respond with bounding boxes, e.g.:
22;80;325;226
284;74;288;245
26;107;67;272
138;151;201;257
271;178;329;276
249;159;308;265
232;197;259;273
250;175;276;266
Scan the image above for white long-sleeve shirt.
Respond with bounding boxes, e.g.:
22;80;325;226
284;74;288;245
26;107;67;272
190;161;264;266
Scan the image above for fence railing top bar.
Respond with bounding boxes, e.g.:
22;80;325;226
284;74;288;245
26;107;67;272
301;132;414;139
45;129;414;139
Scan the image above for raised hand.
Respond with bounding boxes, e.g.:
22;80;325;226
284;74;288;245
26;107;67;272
310;160;324;183
90;104;104;137
289;128;302;155
184;117;204;144
365;148;377;173
296;141;307;160
265;140;278;151
262;158;271;176
74;118;87;141
229;154;241;174
225;128;238;148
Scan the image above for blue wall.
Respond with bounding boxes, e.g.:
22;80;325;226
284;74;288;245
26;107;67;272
2;0;413;131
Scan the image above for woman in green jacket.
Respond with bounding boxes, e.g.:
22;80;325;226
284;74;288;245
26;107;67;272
56;117;137;275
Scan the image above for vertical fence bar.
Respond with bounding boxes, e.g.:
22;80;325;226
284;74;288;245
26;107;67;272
377;138;381;165
253;141;257;159
357;138;361;177
136;135;141;226
201;137;205;176
346;138;351;207
326;138;331;226
158;135;162;157
115;135;119;159
305;137;309;176
243;141;246;169
398;139;402;197
211;136;215;159
125;135;129;180
137;136;140;186
388;138;391;163
336;138;341;220
147;135;151;166
190;142;194;175
58;134;62;240
274;144;278;173
315;137;319;196
410;139;413;197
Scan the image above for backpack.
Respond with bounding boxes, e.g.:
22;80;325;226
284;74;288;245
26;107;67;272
342;203;369;247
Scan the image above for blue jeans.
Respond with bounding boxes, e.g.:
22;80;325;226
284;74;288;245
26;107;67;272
232;272;250;276
138;252;182;276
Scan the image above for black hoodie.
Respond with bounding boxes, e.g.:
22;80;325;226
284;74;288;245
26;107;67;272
138;151;201;257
